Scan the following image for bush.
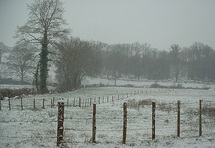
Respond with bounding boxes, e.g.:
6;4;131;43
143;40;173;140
150;83;168;88
150;83;185;89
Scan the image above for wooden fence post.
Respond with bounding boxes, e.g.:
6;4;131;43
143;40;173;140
51;99;53;108
42;98;45;109
21;97;23;110
199;100;202;137
53;98;55;107
79;98;81;107
33;98;36;110
98;97;100;104
92;104;96;143
152;102;156;139
0;99;1;110
8;98;11;111
57;102;64;146
73;98;76;107
177;100;180;137
123;102;127;144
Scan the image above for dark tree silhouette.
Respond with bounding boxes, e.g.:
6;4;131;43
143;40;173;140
15;0;69;93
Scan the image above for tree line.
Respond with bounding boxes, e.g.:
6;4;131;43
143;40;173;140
2;0;214;93
100;42;215;83
4;38;215;92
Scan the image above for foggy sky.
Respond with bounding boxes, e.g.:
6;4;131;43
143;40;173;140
0;0;215;50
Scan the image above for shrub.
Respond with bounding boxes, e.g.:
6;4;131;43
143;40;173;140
150;83;168;88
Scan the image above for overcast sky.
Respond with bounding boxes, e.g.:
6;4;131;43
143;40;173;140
0;0;215;50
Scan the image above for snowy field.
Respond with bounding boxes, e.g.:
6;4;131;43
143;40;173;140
84;77;215;90
0;82;215;147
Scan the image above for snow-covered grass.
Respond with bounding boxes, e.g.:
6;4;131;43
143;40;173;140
84;77;215;90
0;86;215;148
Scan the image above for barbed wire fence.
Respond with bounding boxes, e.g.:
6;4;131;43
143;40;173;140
56;99;215;146
0;99;214;147
0;89;148;111
1;88;172;111
0;88;214;147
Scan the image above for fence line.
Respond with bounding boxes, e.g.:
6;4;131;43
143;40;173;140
0;99;214;146
56;100;215;146
1;88;214;146
0;88;176;111
0;89;144;111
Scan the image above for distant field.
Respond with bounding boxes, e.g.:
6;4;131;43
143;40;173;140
1;77;215;90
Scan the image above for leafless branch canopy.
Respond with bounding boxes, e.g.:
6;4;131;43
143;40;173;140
15;0;69;45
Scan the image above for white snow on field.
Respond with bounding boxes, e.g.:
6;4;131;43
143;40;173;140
84;77;215;89
0;83;215;147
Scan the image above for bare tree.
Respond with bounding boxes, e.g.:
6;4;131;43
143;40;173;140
7;44;35;84
54;37;101;92
169;44;181;82
187;42;215;81
15;0;69;93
